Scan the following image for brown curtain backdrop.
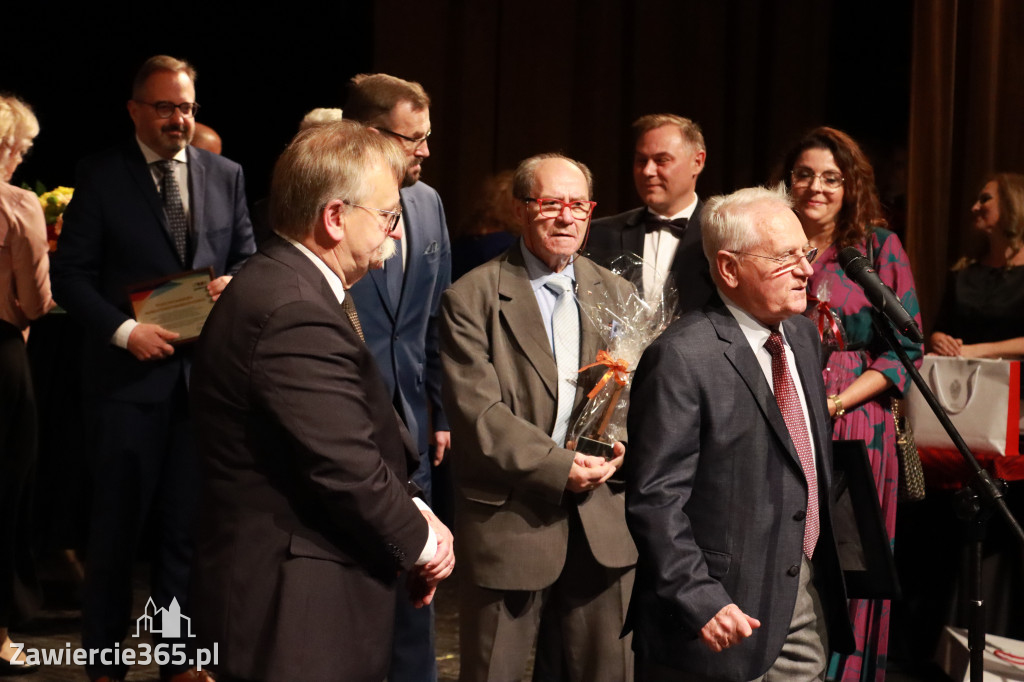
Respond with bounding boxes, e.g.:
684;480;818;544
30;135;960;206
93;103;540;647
907;0;1024;332
370;0;908;236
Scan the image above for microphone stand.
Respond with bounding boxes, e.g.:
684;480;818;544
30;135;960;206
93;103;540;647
870;310;1024;682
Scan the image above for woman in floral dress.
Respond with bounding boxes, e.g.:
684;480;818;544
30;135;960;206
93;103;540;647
777;127;922;682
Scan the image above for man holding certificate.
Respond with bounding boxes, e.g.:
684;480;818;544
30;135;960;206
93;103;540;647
50;55;254;682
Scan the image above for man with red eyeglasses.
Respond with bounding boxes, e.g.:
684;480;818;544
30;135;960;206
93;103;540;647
441;154;637;681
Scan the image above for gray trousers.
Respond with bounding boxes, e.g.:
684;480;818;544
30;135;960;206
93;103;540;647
636;555;829;682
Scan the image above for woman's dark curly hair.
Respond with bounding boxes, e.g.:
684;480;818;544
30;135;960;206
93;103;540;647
776;126;887;250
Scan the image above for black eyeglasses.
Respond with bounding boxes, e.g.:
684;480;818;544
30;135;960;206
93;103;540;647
377;127;431;150
343;200;402;235
523;197;597;220
134;100;201;119
728;244;819;272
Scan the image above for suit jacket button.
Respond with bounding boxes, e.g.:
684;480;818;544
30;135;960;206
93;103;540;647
794;509;806;521
787;564;800;577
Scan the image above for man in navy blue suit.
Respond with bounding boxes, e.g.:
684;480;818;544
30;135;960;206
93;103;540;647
51;55;255;682
344;73;451;682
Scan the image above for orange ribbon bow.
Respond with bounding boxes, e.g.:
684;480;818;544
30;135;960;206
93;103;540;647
578;350;630;399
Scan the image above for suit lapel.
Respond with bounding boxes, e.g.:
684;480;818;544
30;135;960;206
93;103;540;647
787;317;832;490
124;142;169;237
574;257;606;383
498;247;558;400
671;199;703;279
363;186;415;321
366;267;397;321
620;209;646;258
264;235;337;301
707;299;804;472
187;147;206;267
396;187;418;308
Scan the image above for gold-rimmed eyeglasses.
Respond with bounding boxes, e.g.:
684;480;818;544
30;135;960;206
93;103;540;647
790;168;844;193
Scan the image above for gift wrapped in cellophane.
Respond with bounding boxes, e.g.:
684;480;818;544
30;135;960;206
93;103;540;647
569;253;678;458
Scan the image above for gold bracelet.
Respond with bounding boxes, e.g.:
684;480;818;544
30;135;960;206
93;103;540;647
829;394;846;417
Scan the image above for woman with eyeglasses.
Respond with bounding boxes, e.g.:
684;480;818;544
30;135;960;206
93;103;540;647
775;126;922;682
0;94;52;675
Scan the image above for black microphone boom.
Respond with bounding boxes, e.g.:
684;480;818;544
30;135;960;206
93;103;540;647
837;246;924;343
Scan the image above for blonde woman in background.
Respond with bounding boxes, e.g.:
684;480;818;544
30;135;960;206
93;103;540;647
0;94;53;675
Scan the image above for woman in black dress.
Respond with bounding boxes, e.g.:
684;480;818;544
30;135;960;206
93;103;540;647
930;172;1024;359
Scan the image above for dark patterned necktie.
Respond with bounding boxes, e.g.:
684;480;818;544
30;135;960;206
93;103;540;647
156;159;189;264
764;331;819;558
341;296;365;342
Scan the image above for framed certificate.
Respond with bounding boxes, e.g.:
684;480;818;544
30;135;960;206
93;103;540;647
127;268;216;344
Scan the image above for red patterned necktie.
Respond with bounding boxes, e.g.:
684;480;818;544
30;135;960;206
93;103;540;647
764;331;819;558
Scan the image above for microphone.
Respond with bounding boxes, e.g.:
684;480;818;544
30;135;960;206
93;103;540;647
837;246;924;343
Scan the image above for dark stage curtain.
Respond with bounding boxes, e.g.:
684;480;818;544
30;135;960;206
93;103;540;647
371;0;910;232
907;0;1024;330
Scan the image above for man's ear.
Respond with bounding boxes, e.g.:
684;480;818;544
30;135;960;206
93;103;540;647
127;99;141;125
692;149;707;175
716;250;740;289
512;198;529;226
322;199;347;243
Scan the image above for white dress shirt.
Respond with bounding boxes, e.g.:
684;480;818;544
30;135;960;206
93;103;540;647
642;194;698;302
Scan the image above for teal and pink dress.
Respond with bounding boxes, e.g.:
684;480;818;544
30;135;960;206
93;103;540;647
806;227;922;682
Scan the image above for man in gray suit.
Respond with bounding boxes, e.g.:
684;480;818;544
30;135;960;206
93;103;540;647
343;73;451;682
441;153;637;682
587;114;712;314
624;185;854;681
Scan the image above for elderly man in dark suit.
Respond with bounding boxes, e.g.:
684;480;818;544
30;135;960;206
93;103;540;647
588;114;712;314
187;121;454;682
51;55;255;682
625;185;854;681
441;153;637;682
343;73;451;682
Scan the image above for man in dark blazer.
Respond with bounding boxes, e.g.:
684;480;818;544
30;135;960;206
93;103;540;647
624;186;854;681
442;154;638;682
188;121;454;682
343;74;451;681
50;55;255;682
588;114;712;314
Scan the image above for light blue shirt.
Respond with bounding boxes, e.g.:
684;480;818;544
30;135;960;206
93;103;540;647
519;239;577;356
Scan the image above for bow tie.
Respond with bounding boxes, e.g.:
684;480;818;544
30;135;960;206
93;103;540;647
643;216;688;238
